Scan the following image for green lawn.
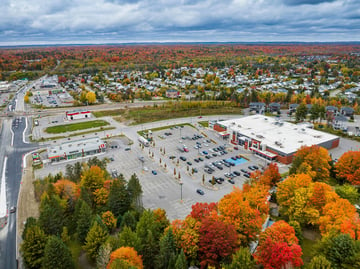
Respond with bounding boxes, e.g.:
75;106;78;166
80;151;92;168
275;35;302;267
45;120;110;134
198;121;209;127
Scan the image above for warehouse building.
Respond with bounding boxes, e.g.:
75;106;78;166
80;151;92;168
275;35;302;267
47;137;106;162
66;109;91;120
214;115;339;164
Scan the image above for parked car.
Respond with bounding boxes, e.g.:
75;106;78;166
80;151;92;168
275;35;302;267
198;157;204;161
228;179;235;184
248;166;256;171
196;189;205;195
152;170;157;175
194;158;199;163
241;169;248;173
180;156;187;161
202;151;208;155
243;173;250;178
187;161;192;166
233;171;241;176
224;173;233;178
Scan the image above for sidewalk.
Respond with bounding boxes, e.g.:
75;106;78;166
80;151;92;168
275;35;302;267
0;157;8;229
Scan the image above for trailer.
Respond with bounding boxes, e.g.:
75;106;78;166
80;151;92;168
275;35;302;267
138;136;150;147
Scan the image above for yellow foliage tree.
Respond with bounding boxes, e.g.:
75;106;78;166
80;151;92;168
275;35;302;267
86;91;96;104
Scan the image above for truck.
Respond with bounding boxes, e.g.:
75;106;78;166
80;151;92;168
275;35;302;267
138;136;150;147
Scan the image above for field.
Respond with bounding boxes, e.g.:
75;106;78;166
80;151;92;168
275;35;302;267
45;120;110;134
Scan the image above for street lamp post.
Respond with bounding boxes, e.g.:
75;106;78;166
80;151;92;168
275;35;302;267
180;181;183;203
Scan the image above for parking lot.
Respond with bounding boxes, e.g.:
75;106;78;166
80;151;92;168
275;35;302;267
30;92;74;108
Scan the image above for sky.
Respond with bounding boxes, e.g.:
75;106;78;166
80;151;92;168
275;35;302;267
0;0;359;45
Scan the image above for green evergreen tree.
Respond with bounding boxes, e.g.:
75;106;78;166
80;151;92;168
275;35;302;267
76;200;92;243
307;255;332;269
141;230;158;269
175;249;187;269
41;236;74;269
120;211;137;231
127;173;143;209
73;162;82;182
20;225;47;269
83;222;109;261
156;227;177;269
118;226;141;251
225;247;254;269
108;179;131;217
38;194;64;235
22;217;37;239
295;103;308;122
288;220;303;245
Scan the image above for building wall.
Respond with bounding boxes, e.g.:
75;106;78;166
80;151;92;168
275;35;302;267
66;112;91;121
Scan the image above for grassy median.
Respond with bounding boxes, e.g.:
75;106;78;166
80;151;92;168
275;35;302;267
45;120;110;134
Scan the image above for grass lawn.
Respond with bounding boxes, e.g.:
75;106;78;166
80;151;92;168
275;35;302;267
198;121;209;127
92;109;125;118
301;238;317;264
45;120;110;134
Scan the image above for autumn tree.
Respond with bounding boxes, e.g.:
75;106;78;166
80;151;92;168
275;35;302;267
21;225;47;269
80;165;106;193
335;184;360;204
102;211;117;233
108;247;144;269
242;182;270;216
254;221;303;269
53;179;79;201
86;91;96;104
260;162;281;187
83;222;109;261
290;145;331;181
189;202;218;221
335;150;360;185
218;187;263;244
42;236;74;269
308;255;332;269
198;214;239;268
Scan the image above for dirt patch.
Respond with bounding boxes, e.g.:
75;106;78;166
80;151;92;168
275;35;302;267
17;155;40;239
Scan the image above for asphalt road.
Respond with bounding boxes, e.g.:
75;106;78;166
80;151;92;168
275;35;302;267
0;117;38;269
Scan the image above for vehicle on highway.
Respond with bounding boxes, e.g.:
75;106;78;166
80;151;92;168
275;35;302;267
196;189;205;195
10;206;16;213
152;170;157;175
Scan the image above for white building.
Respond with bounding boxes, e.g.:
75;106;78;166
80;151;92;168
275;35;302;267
66;109;91;120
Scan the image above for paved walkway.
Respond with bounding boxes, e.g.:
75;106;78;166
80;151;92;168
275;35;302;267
0;157;8;229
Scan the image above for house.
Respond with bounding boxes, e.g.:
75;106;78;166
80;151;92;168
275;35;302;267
332;115;348;131
249;102;266;114
166;89;179;99
268;103;281;113
340;106;355;117
326;106;339;115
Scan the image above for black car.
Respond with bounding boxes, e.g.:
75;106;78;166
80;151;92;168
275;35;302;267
243;173;250;178
194;158;199;163
204;168;213;174
233;171;241;176
223;162;231;167
240;169;248;173
187;161;192;166
253;165;259;170
215;178;223;184
180;156;187;161
213;148;219;152
228;179;235;184
198;157;204;161
229;162;235;166
248;166;256;171
205;155;211;159
196;189;205;195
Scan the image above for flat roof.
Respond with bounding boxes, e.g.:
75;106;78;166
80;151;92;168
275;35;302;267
220;115;339;155
47;136;105;159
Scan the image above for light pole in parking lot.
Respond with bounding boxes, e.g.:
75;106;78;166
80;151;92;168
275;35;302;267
179;127;182;138
179;181;183;203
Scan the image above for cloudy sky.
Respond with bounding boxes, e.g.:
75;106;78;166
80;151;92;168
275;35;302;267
0;0;359;45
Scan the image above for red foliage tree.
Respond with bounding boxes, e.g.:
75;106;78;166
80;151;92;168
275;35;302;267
335;150;360;185
198;214;238;268
261;163;281;187
189;202;218;221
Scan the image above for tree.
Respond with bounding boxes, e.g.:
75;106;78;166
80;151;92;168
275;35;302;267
198;214;239;268
189;202;218;221
108;178;131;217
53;179;79;201
86;91;96;104
96;243;112;269
24;95;30;103
20;225;47;269
290;145;331;181
335;150;360;185
76;200;92;243
242;182;270;217
127;174;143;209
102;211;117;233
156;227;178;269
38;194;65;236
80;165;106;193
225;247;255;269
42;236;74;269
83;222;109;261
335;184;360;204
314;233;356;268
22;217;38;239
174;249;187;269
295;103;307;122
118;226;141;250
120;211;137;231
255;221;303;269
108;247;144;269
308;255;332;269
218;187;263;244
260;163;281;187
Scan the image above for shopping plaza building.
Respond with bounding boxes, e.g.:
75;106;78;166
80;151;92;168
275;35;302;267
214;115;339;164
47;137;106;162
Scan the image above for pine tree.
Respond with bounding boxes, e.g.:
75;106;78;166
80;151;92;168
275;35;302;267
38;194;64;235
118;226;141;251
175;249;187;269
226;247;254;269
20;225;47;269
127;174;143;209
308;255;332;269
42;236;74;269
120;211;137;231
108;179;131;217
22;217;37;239
76;200;92;243
83;222;109;261
156;227;177;269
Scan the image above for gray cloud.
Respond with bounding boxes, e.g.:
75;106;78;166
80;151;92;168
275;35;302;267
0;0;358;45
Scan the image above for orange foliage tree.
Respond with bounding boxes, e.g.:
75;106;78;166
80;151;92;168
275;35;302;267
290;145;331;181
53;179;79;200
101;211;117;232
255;221;303;269
107;246;143;269
242;183;270;216
261;163;281;187
189;202;218;221
335;150;360;185
80;165;107;192
218;187;263;244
